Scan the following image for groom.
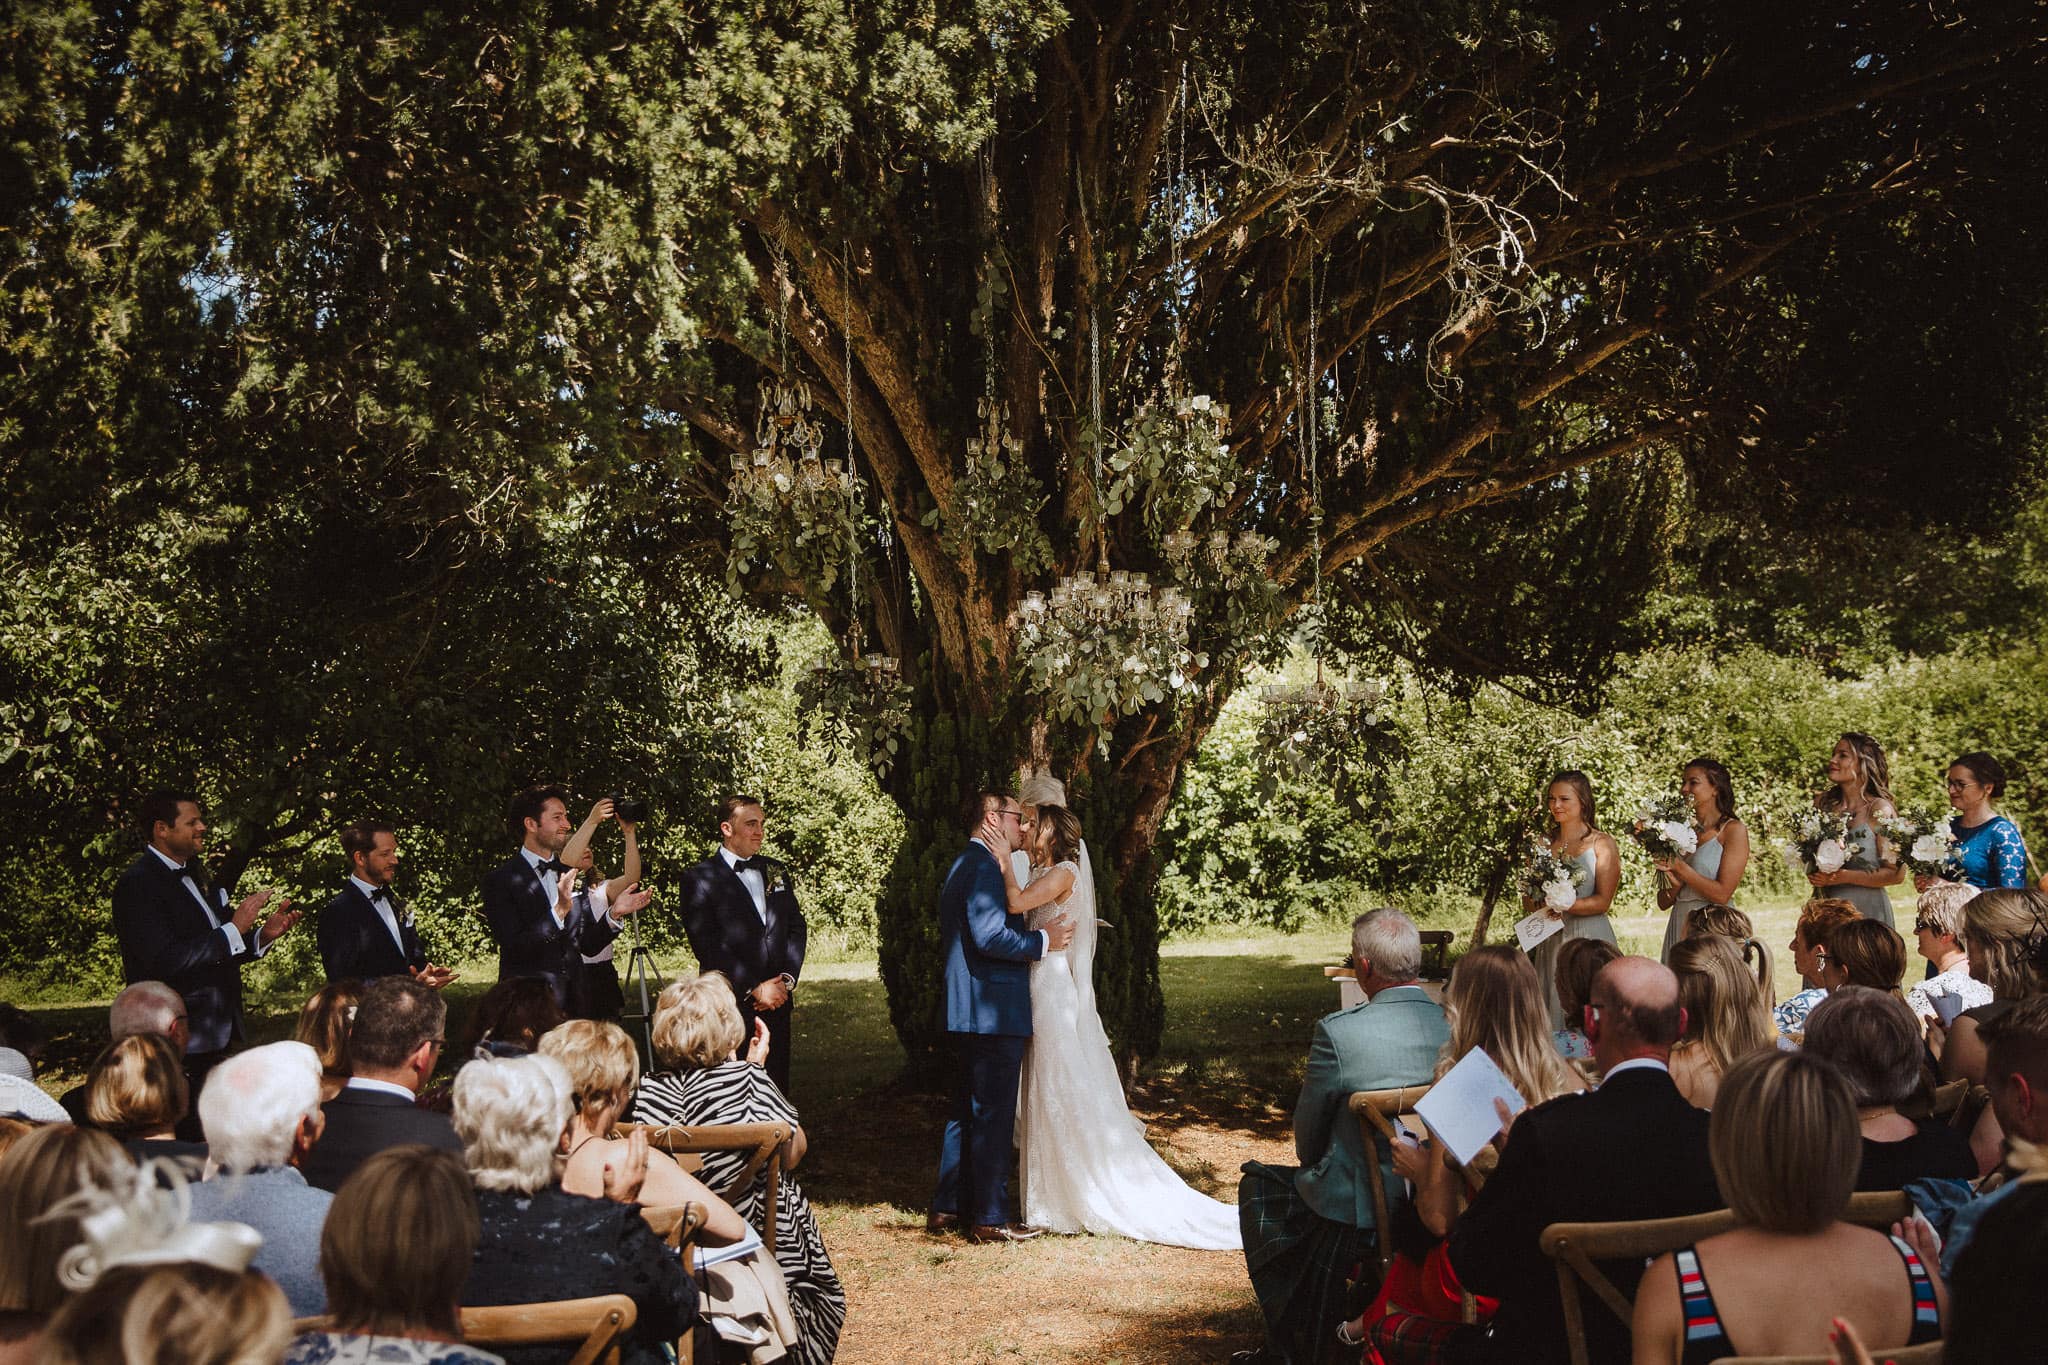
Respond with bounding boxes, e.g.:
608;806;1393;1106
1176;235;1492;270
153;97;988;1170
928;786;1073;1244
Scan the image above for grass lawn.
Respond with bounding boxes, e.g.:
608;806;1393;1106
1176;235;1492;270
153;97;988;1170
6;888;1910;1363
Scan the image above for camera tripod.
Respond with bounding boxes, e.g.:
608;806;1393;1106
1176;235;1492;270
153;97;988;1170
619;913;667;1070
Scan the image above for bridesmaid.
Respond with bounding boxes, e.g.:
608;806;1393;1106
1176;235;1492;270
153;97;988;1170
1915;751;2030;893
1527;770;1621;1029
1809;732;1905;928
1655;757;1751;963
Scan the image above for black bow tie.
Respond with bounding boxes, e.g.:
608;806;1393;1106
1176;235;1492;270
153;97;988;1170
369;886;395;904
536;858;568;876
176;862;204;882
736;856;768;874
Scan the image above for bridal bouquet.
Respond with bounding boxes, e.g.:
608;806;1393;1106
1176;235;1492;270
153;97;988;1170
1880;807;1959;878
1630;793;1700;861
1518;837;1580;914
1781;809;1866;877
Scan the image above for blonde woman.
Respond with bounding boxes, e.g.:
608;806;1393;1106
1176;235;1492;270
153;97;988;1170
294;980;359;1104
1527;771;1622;1029
1631;1050;1944;1362
1682;903;1776;1012
86;1032;204;1165
42;1263;291;1365
0;1125;136;1364
1810;733;1905;929
1668;935;1776;1108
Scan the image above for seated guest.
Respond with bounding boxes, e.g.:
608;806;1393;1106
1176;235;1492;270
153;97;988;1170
295;979;360;1104
187;1042;334;1316
1552;937;1620;1064
41;1262;291;1365
1354;947;1580;1354
299;976;461;1193
1682;902;1777;1011
1941;886;2048;1085
0;1125;137;1363
1667;934;1776;1108
1816;918;1910;997
1778;898;1862;1039
1944;1158;2048;1364
1804;987;1975;1191
417;978;569;1115
87;1032;208;1165
285;1145;503;1365
1906;880;1992;1036
1937;995;2048;1276
455;1054;696;1365
0;1121;29;1162
1447;957;1722;1365
636;973;842;1365
1229;909;1448;1365
0;1050;63;1125
1632;1049;1945;1361
58;982;194;1131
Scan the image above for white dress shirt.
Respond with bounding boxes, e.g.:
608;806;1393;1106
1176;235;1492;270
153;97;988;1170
349;875;406;951
342;1076;416;1101
719;845;770;924
148;845;257;957
1600;1056;1671;1082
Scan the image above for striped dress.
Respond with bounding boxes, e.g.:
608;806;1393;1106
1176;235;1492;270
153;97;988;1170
632;1060;844;1365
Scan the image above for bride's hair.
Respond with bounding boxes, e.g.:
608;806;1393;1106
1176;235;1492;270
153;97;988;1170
1032;805;1083;865
1437;945;1580;1104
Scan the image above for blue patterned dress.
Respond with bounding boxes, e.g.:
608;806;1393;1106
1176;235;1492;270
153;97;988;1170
1946;814;2030;889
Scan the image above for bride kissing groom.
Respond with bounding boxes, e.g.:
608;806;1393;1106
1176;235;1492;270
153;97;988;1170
927;779;1241;1251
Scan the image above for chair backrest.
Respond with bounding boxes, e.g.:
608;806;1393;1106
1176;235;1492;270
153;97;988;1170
1348;1085;1433;1276
1953;1082;1992;1135
1911;1076;1968;1121
641;1201;710;1267
617;1120;790;1256
461;1294;639;1365
1540;1192;1918;1365
1418;930;1454;980
1706;1342;1945;1365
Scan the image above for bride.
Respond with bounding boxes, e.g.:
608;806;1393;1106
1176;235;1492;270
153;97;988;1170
986;793;1240;1251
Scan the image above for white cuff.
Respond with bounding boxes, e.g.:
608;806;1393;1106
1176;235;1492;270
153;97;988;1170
221;922;247;956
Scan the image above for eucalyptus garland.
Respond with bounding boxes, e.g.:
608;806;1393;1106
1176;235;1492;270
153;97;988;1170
795;652;912;778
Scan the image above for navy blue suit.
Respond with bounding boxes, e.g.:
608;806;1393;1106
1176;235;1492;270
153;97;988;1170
481;852;620;1010
317;881;425;983
931;840;1044;1227
111;851;254;1056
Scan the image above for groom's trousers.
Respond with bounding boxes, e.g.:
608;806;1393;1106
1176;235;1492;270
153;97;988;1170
932;1030;1028;1227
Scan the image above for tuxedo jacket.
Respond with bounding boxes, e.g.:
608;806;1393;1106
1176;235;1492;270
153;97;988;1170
111;851;253;1054
676;851;807;999
317;881;425;983
481;853;619;1005
1447;1064;1722;1365
298;1085;463;1193
939;841;1042;1036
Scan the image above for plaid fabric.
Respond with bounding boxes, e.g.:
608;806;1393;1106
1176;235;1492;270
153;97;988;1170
1240;1160;1375;1364
1368;1310;1468;1365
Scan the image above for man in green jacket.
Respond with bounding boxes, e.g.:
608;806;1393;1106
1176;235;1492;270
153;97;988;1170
1236;907;1450;1364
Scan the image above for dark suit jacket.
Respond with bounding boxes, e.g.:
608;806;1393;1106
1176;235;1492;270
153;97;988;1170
676;851;807;999
317;881;424;983
938;841;1041;1036
481;853;620;1006
111;850;253;1054
1448;1063;1722;1365
298;1085;463;1193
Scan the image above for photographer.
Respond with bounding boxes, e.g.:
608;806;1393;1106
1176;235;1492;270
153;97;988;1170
561;796;652;1020
481;784;644;1011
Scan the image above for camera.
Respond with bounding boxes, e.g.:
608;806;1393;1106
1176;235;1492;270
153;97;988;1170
608;792;650;824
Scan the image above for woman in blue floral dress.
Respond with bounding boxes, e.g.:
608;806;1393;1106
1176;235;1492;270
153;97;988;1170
1915;752;2030;894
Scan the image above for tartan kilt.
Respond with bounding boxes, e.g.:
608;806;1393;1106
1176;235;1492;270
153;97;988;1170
1240;1160;1377;1364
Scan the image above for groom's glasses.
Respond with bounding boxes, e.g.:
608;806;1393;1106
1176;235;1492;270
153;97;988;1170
996;808;1024;823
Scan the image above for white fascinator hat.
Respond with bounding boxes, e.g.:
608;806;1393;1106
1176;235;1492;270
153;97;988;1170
1018;767;1067;809
48;1159;263;1292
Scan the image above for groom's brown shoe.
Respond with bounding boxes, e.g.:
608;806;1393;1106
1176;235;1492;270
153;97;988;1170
924;1212;960;1236
967;1222;1046;1244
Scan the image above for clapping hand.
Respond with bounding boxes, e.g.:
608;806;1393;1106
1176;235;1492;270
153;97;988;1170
743;1017;772;1067
411;963;458;989
612;881;651;918
601;1127;649;1204
258;900;301;945
231;887;276;935
555;868;580;921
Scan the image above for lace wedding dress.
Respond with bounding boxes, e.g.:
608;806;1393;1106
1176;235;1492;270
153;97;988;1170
1015;844;1241;1250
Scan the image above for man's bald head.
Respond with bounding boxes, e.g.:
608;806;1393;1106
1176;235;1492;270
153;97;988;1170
108;982;189;1051
1590;956;1685;1061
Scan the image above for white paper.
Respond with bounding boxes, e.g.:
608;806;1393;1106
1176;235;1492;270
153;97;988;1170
1513;909;1566;955
1415;1045;1528;1167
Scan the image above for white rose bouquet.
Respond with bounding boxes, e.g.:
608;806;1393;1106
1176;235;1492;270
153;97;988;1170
1631;793;1700;861
1781;809;1865;878
1880;808;1958;878
1518;837;1581;915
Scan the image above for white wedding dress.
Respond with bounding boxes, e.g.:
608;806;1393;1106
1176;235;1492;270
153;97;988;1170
1013;845;1241;1250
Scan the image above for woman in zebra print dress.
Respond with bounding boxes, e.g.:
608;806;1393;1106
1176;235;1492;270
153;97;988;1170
634;971;844;1365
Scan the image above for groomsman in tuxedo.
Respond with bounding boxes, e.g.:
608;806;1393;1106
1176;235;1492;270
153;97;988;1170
316;821;457;987
481;785;636;1010
677;794;809;1094
112;789;302;1098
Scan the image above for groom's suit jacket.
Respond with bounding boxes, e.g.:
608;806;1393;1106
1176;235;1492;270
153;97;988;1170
111;850;256;1055
1291;983;1449;1230
939;840;1044;1036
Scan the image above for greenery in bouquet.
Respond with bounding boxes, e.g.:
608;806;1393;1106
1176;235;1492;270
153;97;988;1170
1879;807;1959;878
1518;835;1580;912
1630;792;1699;861
1780;808;1870;878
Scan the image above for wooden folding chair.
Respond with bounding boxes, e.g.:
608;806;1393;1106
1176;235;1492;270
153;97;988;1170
1908;1076;1968;1121
460;1294;639;1365
1706;1343;1945;1365
617;1121;791;1256
640;1204;710;1365
1418;930;1455;981
1952;1083;1992;1135
1347;1085;1433;1278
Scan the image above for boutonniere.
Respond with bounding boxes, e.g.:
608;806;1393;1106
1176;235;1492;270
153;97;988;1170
400;904;415;929
767;872;790;896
